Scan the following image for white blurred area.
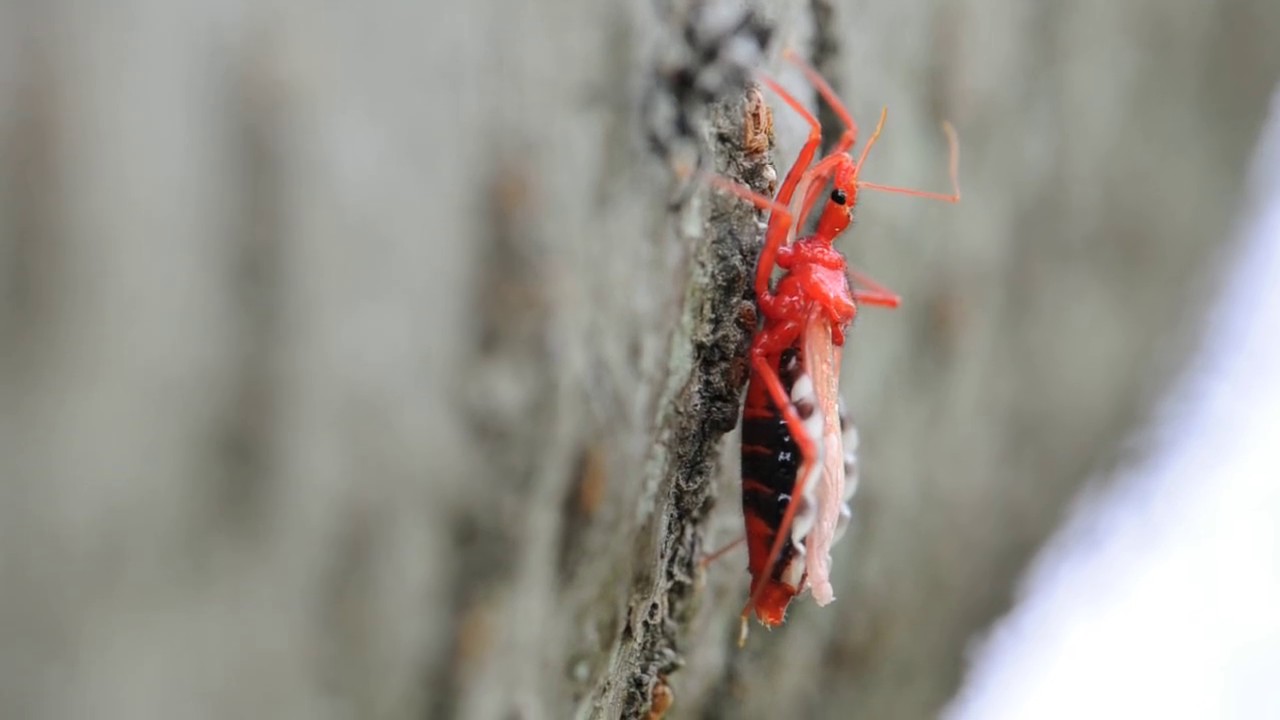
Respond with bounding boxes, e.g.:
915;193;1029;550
945;87;1280;720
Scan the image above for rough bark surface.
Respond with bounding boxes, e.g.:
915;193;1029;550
1;1;1278;719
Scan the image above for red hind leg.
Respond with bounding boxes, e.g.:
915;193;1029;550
741;345;821;626
700;536;746;569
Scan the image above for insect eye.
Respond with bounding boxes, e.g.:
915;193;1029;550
830;188;848;206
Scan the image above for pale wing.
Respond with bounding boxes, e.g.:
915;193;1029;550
802;311;845;606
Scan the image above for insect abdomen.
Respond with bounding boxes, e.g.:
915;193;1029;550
741;411;798;527
739;348;808;624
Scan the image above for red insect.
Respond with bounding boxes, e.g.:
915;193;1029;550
706;50;960;637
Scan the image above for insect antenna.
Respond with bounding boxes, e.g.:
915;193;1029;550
856;115;962;204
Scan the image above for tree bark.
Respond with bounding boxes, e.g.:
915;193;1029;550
1;0;1278;719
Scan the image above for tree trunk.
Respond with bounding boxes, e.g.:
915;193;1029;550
1;0;1277;718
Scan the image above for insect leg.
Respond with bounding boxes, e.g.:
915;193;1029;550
847;264;902;309
781;49;857;156
701;175;796;309
756;74;824;208
699;536;746;569
749;71;829;303
741;348;821;622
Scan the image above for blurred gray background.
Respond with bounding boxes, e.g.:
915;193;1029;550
1;0;1278;718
